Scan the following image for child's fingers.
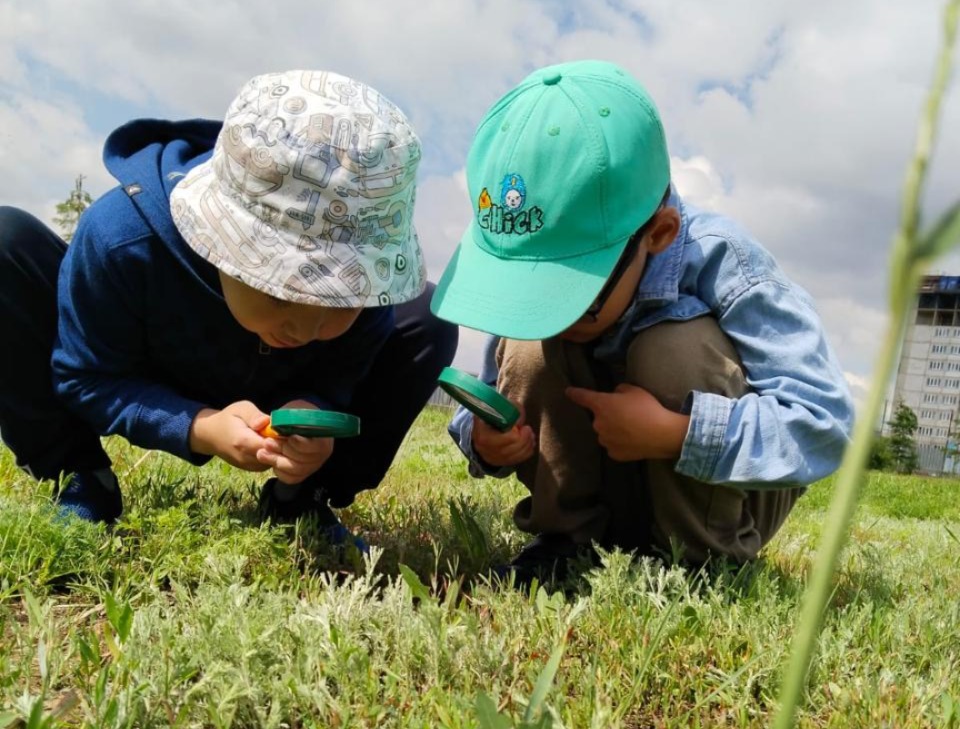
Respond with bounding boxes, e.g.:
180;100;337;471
256;449;313;484
260;435;329;457
472;416;499;437
496;432;536;463
224;400;271;431
475;424;536;466
474;423;520;450
284;435;333;458
258;436;331;474
565;386;610;414
514;403;528;428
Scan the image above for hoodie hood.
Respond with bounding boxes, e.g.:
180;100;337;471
103;118;221;284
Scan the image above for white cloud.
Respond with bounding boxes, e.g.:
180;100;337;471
0;0;957;382
843;371;873;416
414;168;492;374
0;92;111;219
452;327;491;375
671;155;729;211
816;295;891;394
1;1;559;124
414;169;470;284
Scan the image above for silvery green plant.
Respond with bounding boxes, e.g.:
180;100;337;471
774;2;960;726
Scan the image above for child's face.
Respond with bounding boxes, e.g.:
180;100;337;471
560;247;650;343
560;206;680;344
219;271;363;347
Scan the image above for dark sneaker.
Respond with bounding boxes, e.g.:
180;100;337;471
493;533;599;587
258;478;368;553
56;469;123;524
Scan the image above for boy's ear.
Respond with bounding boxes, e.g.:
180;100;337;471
645;207;681;254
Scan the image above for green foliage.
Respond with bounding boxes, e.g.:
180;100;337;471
774;3;960;726
868;434;894;471
793;470;960;521
888;401;920;474
2;412;960;726
53;174;93;242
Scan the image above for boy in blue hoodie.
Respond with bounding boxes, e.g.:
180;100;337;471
0;70;457;542
431;60;853;581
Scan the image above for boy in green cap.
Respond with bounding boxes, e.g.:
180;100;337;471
431;60;854;582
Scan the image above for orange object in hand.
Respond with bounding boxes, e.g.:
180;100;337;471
259;424;281;438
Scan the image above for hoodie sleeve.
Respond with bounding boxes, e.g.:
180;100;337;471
51;214;212;465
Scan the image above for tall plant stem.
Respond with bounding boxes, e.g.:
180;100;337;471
772;271;916;729
773;2;960;726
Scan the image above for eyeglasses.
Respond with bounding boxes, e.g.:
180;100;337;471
582;232;644;322
581;202;665;322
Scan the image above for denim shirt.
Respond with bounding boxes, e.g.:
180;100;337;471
448;191;855;490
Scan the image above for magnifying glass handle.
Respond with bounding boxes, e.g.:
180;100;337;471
259;424;281;438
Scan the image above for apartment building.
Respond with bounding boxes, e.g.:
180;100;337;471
889;274;960;473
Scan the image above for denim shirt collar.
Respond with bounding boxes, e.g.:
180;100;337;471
634;185;688;307
592;188;690;362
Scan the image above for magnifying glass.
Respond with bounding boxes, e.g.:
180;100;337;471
259;408;361;438
437;367;519;432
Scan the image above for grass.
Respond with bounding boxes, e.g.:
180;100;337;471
1;406;959;727
772;3;960;722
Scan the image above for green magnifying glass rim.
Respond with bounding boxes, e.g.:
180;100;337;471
268;408;361;438
437;367;519;432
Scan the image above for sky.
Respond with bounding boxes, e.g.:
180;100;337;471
1;0;958;413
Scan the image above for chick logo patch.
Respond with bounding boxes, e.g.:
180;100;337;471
477;173;544;235
500;174;526;210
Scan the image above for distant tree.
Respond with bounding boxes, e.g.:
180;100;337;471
887;401;919;474
53;174;93;242
868;434;894;471
940;418;960;475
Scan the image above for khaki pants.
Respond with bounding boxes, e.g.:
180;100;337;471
498;316;802;564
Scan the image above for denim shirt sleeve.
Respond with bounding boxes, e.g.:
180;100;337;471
447;335;515;479
675;240;855;488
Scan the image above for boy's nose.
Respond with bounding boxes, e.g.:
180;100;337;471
279;314;322;345
298;308;361;342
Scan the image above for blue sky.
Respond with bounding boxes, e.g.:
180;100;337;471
2;0;958;407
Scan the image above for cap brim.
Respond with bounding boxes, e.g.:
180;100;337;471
431;223;629;340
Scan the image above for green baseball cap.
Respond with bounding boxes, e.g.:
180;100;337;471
431;60;670;340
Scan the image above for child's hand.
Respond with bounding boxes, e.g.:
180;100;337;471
471;406;536;467
188;400;273;472
256;433;334;485
565;384;690;462
254;399;334;484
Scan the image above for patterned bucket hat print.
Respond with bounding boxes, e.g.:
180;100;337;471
170;70;426;308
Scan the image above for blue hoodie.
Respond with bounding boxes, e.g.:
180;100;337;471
51;119;394;464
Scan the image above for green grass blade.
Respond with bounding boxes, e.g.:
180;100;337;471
773;2;960;726
476;692;513;729
398;563;433;603
918;200;960;261
523;635;567;723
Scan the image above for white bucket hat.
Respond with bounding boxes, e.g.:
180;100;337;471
170;70;426;308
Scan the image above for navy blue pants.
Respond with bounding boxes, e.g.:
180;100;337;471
0;206;458;506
